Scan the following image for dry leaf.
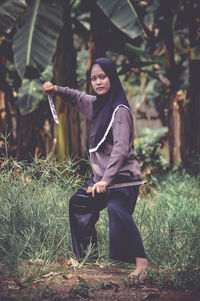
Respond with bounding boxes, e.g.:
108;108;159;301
67;257;79;267
42;271;61;278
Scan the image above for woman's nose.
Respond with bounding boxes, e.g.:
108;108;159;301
96;77;101;84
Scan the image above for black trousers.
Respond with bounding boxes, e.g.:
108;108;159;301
69;174;146;263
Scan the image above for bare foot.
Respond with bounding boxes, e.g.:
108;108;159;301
128;258;149;281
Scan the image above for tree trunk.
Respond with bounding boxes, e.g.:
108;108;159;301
164;0;199;164
0;55;17;158
78;0;108;160
54;1;81;161
162;1;180;164
167;90;191;164
188;3;200;156
87;0;107;91
188;60;200;155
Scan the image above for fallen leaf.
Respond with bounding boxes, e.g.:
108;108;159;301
5;280;20;290
94;263;110;268
67;257;79;267
42;271;61;278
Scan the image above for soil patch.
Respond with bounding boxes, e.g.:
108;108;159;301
0;263;199;301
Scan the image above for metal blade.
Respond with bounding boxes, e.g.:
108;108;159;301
107;180;147;189
39;76;59;125
47;95;59;124
86;180;147;193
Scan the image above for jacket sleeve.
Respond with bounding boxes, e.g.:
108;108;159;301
101;107;133;184
57;86;95;119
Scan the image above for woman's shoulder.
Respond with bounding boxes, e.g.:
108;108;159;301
114;105;132;122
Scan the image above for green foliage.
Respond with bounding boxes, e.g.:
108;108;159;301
0;0;27;35
185;153;200;176
135;127;168;175
97;0;144;40
122;276;140;288
12;0;63;79
67;277;94;299
134;170;200;290
18;78;44;115
76;50;88;91
97;168;200;293
18;64;53;115
0;0;64;115
0;157;199;292
0;156;82;274
145;268;200;294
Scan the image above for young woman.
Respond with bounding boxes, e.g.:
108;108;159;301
43;57;148;278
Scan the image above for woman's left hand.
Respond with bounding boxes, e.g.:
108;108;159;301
92;181;108;197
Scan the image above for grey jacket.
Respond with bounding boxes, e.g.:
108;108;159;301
57;86;142;184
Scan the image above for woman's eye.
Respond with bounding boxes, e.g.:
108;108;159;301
100;75;106;79
91;77;96;81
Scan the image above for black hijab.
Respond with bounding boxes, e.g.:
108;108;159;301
89;57;130;153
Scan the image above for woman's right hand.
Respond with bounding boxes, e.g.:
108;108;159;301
43;81;58;96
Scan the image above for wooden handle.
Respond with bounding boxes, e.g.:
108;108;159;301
87;186;93;193
39;76;46;84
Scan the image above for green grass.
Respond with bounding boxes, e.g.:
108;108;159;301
134;171;200;292
136;171;200;271
0;156;199;290
0;156;82;278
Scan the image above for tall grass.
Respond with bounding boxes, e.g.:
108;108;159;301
0;156;82;276
0;156;199;289
135;171;200;272
133;171;200;291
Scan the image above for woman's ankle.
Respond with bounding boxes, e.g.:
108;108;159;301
135;257;149;270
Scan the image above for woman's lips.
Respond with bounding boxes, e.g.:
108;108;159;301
97;87;104;91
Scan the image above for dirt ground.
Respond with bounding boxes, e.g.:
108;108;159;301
0;261;199;301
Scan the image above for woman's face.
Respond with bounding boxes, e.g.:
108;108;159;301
90;65;111;95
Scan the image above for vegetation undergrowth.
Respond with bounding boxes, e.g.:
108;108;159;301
135;126;169;176
67;277;94;299
0;155;199;293
0;155;83;280
134;169;200;293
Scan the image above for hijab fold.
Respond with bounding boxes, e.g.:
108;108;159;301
89;58;130;153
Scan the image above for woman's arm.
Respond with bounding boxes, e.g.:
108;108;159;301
43;82;95;119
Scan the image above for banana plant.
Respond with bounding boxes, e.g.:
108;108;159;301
97;0;144;40
0;0;27;35
97;0;200;164
18;64;53;115
12;0;63;80
0;0;64;115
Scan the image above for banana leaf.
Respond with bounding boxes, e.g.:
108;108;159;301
12;0;63;79
0;0;27;35
18;78;43;115
97;0;144;40
18;64;53;115
125;42;146;54
191;46;200;60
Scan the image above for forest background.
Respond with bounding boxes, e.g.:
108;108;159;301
0;0;200;299
0;0;200;166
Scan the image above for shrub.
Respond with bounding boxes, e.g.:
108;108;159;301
135;126;168;176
